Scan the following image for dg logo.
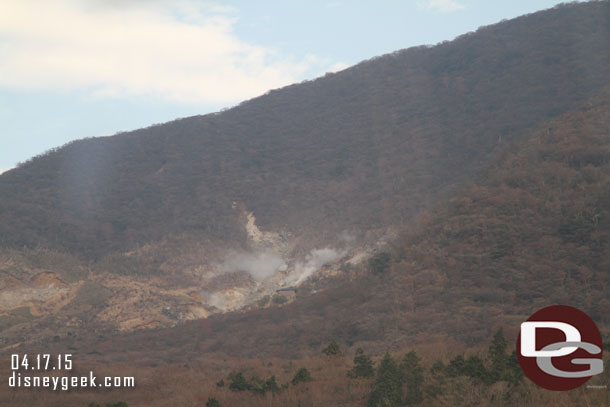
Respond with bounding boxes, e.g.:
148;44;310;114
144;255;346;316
517;305;604;391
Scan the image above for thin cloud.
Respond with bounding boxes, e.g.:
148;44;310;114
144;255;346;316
0;0;331;105
419;0;465;13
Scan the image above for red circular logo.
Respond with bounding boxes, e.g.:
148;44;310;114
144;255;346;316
516;305;603;391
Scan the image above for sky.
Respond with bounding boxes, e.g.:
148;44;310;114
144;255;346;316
0;0;571;174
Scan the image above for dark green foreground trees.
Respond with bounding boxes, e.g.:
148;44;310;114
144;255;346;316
367;351;424;407
364;329;521;406
208;330;523;406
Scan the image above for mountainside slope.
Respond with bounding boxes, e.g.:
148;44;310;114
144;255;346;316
1;2;609;354
76;87;610;361
1;2;609;261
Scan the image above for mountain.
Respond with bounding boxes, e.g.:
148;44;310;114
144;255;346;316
1;0;609;356
1;2;609;260
65;86;610;362
2;2;610;406
6;46;609;407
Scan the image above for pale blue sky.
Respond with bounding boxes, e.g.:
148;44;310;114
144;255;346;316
0;0;568;173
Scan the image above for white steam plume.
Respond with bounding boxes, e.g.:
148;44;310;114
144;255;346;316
218;249;287;281
287;247;345;286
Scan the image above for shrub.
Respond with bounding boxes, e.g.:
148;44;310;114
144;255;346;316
322;340;342;356
263;376;280;393
205;397;221;407
228;372;250;392
291;368;313;385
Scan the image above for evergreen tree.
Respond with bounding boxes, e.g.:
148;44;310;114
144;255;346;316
400;351;424;405
426;361;447;398
367;353;402;407
446;354;489;382
488;328;508;382
504;350;524;385
348;348;375;378
464;355;488;383
445;354;465;377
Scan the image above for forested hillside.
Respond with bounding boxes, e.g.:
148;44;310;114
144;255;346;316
1;2;608;261
62;87;610;360
11;85;609;407
2;3;610;406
